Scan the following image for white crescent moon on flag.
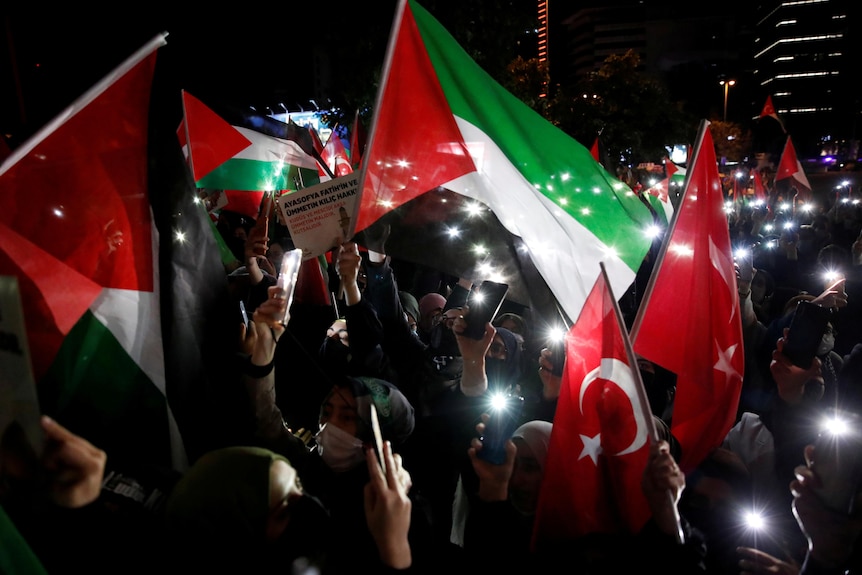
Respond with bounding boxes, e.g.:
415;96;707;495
579;358;649;456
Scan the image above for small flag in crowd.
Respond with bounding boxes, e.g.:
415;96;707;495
776;135;812;203
181;90;326;191
759;95;785;133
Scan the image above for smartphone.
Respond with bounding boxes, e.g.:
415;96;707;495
277;248;303;325
477;394;524;465
238;300;251;329
546;331;567;377
782;300;830;369
369;403;386;475
462;280;509;340
812;411;862;514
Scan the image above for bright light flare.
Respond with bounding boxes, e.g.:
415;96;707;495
821;414;851;437
174;229;187;243
546;326;566;343
743;510;766;531
489;393;509;412
644;224;663;239
465;203;485;217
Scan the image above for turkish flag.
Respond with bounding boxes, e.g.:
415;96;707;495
631;121;744;474
532;264;653;548
776;135;812;203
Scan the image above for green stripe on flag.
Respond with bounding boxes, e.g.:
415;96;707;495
197;159;320;193
39;310;171;468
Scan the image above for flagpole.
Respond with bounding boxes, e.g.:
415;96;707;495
350;0;408;243
0;33;169;176
600;261;685;544
629;119;710;341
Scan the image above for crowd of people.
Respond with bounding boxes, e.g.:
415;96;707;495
2;184;862;574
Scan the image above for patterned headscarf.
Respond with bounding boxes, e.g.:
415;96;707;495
346;376;415;446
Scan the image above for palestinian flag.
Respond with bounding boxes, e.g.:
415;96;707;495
0;35;237;471
643;162;684;228
354;0;653;323
181;90;324;192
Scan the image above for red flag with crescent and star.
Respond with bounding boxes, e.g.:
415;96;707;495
631;120;744;474
532;264;654;547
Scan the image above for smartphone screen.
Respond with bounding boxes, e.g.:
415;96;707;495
239;300;250;329
812;412;862;514
277;248;303;325
477;395;524;465
547;335;566;377
783;301;830;369
462;280;509;340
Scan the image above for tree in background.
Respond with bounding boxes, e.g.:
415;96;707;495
547;50;697;178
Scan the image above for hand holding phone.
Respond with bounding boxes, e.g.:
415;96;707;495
477;394;524;465
462;280;508;340
277;249;303;325
370;403;386;475
238;300;251;329
782;301;830;369
812;412;862;514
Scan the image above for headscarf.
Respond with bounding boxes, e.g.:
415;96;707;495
164;446;282;544
511;420;553;470
399;290;420;326
486;327;524;393
345;377;415;446
418;293;446;326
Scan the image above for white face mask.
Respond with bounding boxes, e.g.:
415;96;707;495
817;332;835;357
315;423;365;473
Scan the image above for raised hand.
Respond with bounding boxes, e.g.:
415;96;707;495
40;416;107;508
364;441;412;570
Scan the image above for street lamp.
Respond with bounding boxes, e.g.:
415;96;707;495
719;79;736;122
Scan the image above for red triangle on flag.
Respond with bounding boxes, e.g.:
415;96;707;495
181;90;252;183
354;2;477;233
0;224;102;381
590;137;600;163
664;157;678;179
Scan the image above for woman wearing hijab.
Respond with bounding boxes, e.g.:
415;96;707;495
461;418;707;572
237;284;438;573
457;420;552;568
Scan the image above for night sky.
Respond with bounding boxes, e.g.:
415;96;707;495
1;6;396;148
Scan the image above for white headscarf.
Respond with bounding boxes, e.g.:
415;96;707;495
511;420;553;470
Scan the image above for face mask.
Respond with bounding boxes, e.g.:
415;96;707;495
817;332;835;356
315;423;365;473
